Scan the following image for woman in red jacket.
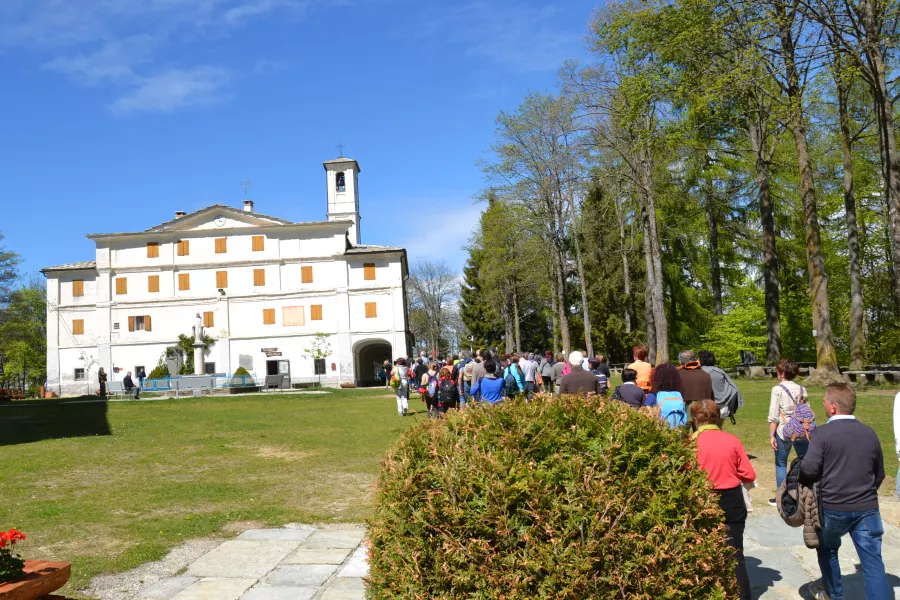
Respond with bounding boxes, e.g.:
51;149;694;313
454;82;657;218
691;399;756;600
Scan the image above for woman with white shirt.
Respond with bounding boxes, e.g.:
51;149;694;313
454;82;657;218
767;358;809;506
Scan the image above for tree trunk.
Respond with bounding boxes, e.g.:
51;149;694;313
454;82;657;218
859;1;900;308
642;202;658;365
748;111;781;366
502;295;514;354
776;5;842;382
512;286;521;353
704;175;723;315
566;195;593;356
615;194;632;333
554;241;571;354
640;143;669;364
835;59;866;370
549;260;560;354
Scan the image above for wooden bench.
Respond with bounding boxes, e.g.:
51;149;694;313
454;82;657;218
106;381;127;398
844;371;900;385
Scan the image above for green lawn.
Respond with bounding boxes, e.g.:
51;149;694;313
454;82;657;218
0;389;418;594
0;381;896;597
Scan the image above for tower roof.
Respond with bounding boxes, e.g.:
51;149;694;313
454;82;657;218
323;157;360;172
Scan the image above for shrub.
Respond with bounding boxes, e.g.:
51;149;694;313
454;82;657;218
148;364;169;379
233;366;250;377
368;394;735;599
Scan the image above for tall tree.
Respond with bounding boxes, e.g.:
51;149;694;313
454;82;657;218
0;232;20;308
408;260;458;358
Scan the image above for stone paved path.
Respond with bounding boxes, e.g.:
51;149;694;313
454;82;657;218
135;524;367;600
745;511;900;599
95;514;900;599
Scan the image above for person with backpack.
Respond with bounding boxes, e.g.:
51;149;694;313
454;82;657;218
610;368;646;409
799;384;889;600
419;362;440;419
677;350;713;405
455;350;473;409
470;360;505;404
559;351;600;396
690;400;756;600
699;350;743;425
767;358;813;506
436;366;459;415
503;354;525;397
551;353;566;394
519;353;538;397
646;363;687;428
389;358;411;416
588;358;610;396
539;352;554;393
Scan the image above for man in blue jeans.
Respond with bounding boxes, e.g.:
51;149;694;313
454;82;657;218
799;383;889;600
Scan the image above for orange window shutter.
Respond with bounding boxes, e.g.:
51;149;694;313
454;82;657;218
254;269;265;286
177;240;190;256
147;242;159;258
72;319;84;335
263;308;275;324
179;273;190;290
301;266;313;284
116;278;127;295
216;271;228;288
252;235;265;251
311;304;323;321
73;280;84;297
364;263;376;281
128;316;135;332
145;315;152;332
148;275;160;293
203;311;214;327
215;238;227;254
365;302;377;318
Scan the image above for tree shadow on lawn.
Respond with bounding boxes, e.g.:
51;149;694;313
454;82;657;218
0;398;111;446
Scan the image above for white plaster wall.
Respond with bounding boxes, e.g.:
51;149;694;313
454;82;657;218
346;257;401;289
228;295;338;338
57;272;99;306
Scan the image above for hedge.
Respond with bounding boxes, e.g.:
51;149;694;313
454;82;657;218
368;394;736;599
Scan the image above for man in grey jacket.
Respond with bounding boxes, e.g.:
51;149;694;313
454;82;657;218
698;350;742;424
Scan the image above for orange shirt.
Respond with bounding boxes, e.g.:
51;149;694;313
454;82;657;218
628;360;653;392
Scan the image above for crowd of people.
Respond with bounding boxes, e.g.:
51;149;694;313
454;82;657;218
385;346;895;600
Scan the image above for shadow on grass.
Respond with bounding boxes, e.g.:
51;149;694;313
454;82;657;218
0;398;111;446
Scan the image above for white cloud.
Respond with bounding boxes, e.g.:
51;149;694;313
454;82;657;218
417;1;583;73
401;202;483;268
111;66;231;114
0;0;309;114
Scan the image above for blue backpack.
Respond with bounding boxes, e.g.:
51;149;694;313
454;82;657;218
657;391;687;428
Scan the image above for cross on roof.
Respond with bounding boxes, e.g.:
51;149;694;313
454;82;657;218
240;180;252;198
336;143;345;157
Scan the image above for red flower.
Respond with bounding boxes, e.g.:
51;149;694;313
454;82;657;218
0;529;26;548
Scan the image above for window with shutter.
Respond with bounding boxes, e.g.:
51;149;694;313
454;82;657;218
254;268;265;286
203;311;214;327
301;266;313;284
283;306;304;326
148;275;160;293
365;302;377;318
116;277;127;295
263;308;275;324
215;238;227;254
216;271;228;288
145;315;152;332
252;236;265;252
311;304;323;321
72;319;84;335
128;316;135;332
147;242;159;258
364;263;376;281
72;280;84;297
177;240;190;256
178;273;190;290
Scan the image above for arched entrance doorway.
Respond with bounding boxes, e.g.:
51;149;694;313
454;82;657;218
353;339;393;387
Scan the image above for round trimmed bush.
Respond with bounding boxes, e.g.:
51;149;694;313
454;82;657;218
368;394;735;599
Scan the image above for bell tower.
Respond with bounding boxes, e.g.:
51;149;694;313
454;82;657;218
324;157;361;245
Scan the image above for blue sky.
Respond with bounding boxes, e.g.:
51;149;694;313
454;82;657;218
0;0;596;278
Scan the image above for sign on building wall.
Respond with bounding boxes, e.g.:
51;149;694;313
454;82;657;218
239;354;254;370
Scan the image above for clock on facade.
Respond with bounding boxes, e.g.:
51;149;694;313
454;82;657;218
214;216;226;227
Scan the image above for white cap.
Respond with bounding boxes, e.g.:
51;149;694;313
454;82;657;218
568;351;584;367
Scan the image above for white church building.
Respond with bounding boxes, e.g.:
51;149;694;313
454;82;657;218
43;157;410;395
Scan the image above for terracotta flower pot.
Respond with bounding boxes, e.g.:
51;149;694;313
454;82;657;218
0;561;71;600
